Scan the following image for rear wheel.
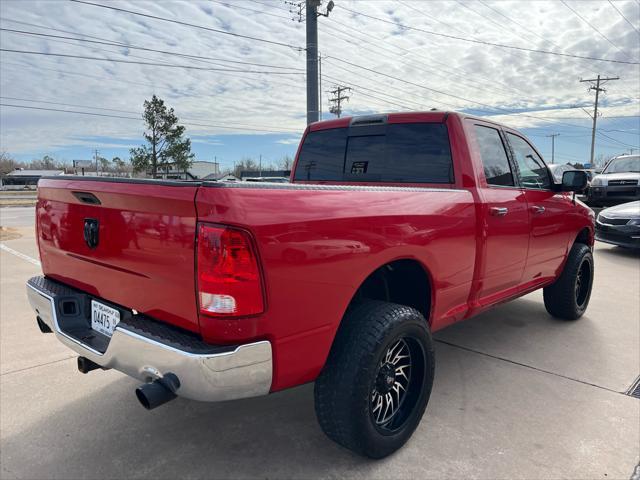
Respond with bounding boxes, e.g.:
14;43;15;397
314;300;435;458
543;243;594;320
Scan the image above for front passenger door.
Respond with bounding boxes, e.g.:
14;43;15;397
505;132;573;283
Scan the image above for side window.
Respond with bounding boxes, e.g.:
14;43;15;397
473;125;515;186
506;133;552;190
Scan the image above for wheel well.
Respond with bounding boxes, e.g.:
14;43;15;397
350;259;431;320
575;227;593;247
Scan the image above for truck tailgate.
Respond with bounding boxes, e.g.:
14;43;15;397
36;177;200;334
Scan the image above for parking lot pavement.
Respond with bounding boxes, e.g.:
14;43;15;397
1;206;639;479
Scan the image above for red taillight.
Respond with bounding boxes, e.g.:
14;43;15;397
197;223;264;317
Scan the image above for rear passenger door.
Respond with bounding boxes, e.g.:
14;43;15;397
505;132;573;282
471;123;530;302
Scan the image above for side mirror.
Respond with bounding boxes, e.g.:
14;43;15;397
561;170;588;192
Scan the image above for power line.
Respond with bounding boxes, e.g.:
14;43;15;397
0;103;301;133
0;27;304;71
324;55;637;131
0;96;302;131
0;96;139;115
69;0;303;51
328;53;636;135
247;0;291;13
1;58;304;101
455;0;522;39
336;4;639;65
0;17;123;43
323;61;446;110
332;4;532;97
0;23;307;90
597;130;639;148
477;0;564;50
225;0;544;105
1;103;139;120
325;55;503;113
0;48;304;75
322;19;522;99
321;70;433;110
607;0;640;35
561;0;633;59
209;0;294;20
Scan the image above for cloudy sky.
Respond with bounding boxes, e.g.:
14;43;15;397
1;0;639;170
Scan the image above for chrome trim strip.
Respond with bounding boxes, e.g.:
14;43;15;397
26;281;273;402
203;181;466;193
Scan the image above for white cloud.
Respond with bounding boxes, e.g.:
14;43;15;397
1;0;638;156
275;137;301;145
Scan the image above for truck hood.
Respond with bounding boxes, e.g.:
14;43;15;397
593;172;640;185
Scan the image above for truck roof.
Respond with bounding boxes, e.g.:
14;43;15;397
308;111;508;132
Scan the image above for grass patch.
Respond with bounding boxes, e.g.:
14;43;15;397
0;199;37;207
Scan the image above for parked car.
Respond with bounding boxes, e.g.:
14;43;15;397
547;163;577;184
27;112;594;459
587;154;640;206
595;200;640;249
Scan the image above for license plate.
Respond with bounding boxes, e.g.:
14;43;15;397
91;300;120;337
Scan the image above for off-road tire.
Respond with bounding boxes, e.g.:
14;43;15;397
543;243;594;320
314;300;435;459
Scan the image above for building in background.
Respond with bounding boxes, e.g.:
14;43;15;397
0;169;65;190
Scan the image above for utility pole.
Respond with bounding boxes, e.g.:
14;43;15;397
94;149;99;175
298;0;334;125
328;85;351;118
306;0;320;125
318;52;323;121
580;75;619;167
546;133;560;164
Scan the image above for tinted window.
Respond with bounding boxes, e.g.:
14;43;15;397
507;133;551;190
294;123;453;183
294;128;347;181
474;125;514;186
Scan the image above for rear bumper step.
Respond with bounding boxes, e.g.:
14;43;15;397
26;276;272;402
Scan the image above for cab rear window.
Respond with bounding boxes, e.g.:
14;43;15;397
294;123;454;183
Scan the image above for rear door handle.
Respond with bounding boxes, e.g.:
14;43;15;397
490;207;509;217
531;205;545;214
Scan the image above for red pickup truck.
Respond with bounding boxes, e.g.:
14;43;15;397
27;112;594;458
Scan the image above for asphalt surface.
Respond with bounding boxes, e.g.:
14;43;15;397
1;206;638;479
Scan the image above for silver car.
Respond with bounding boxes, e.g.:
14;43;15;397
587;155;640;206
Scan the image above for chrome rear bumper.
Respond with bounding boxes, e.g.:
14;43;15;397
26;276;272;402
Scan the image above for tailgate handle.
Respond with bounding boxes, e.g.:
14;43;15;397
73;191;101;205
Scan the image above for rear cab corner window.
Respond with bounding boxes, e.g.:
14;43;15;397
293;122;454;184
